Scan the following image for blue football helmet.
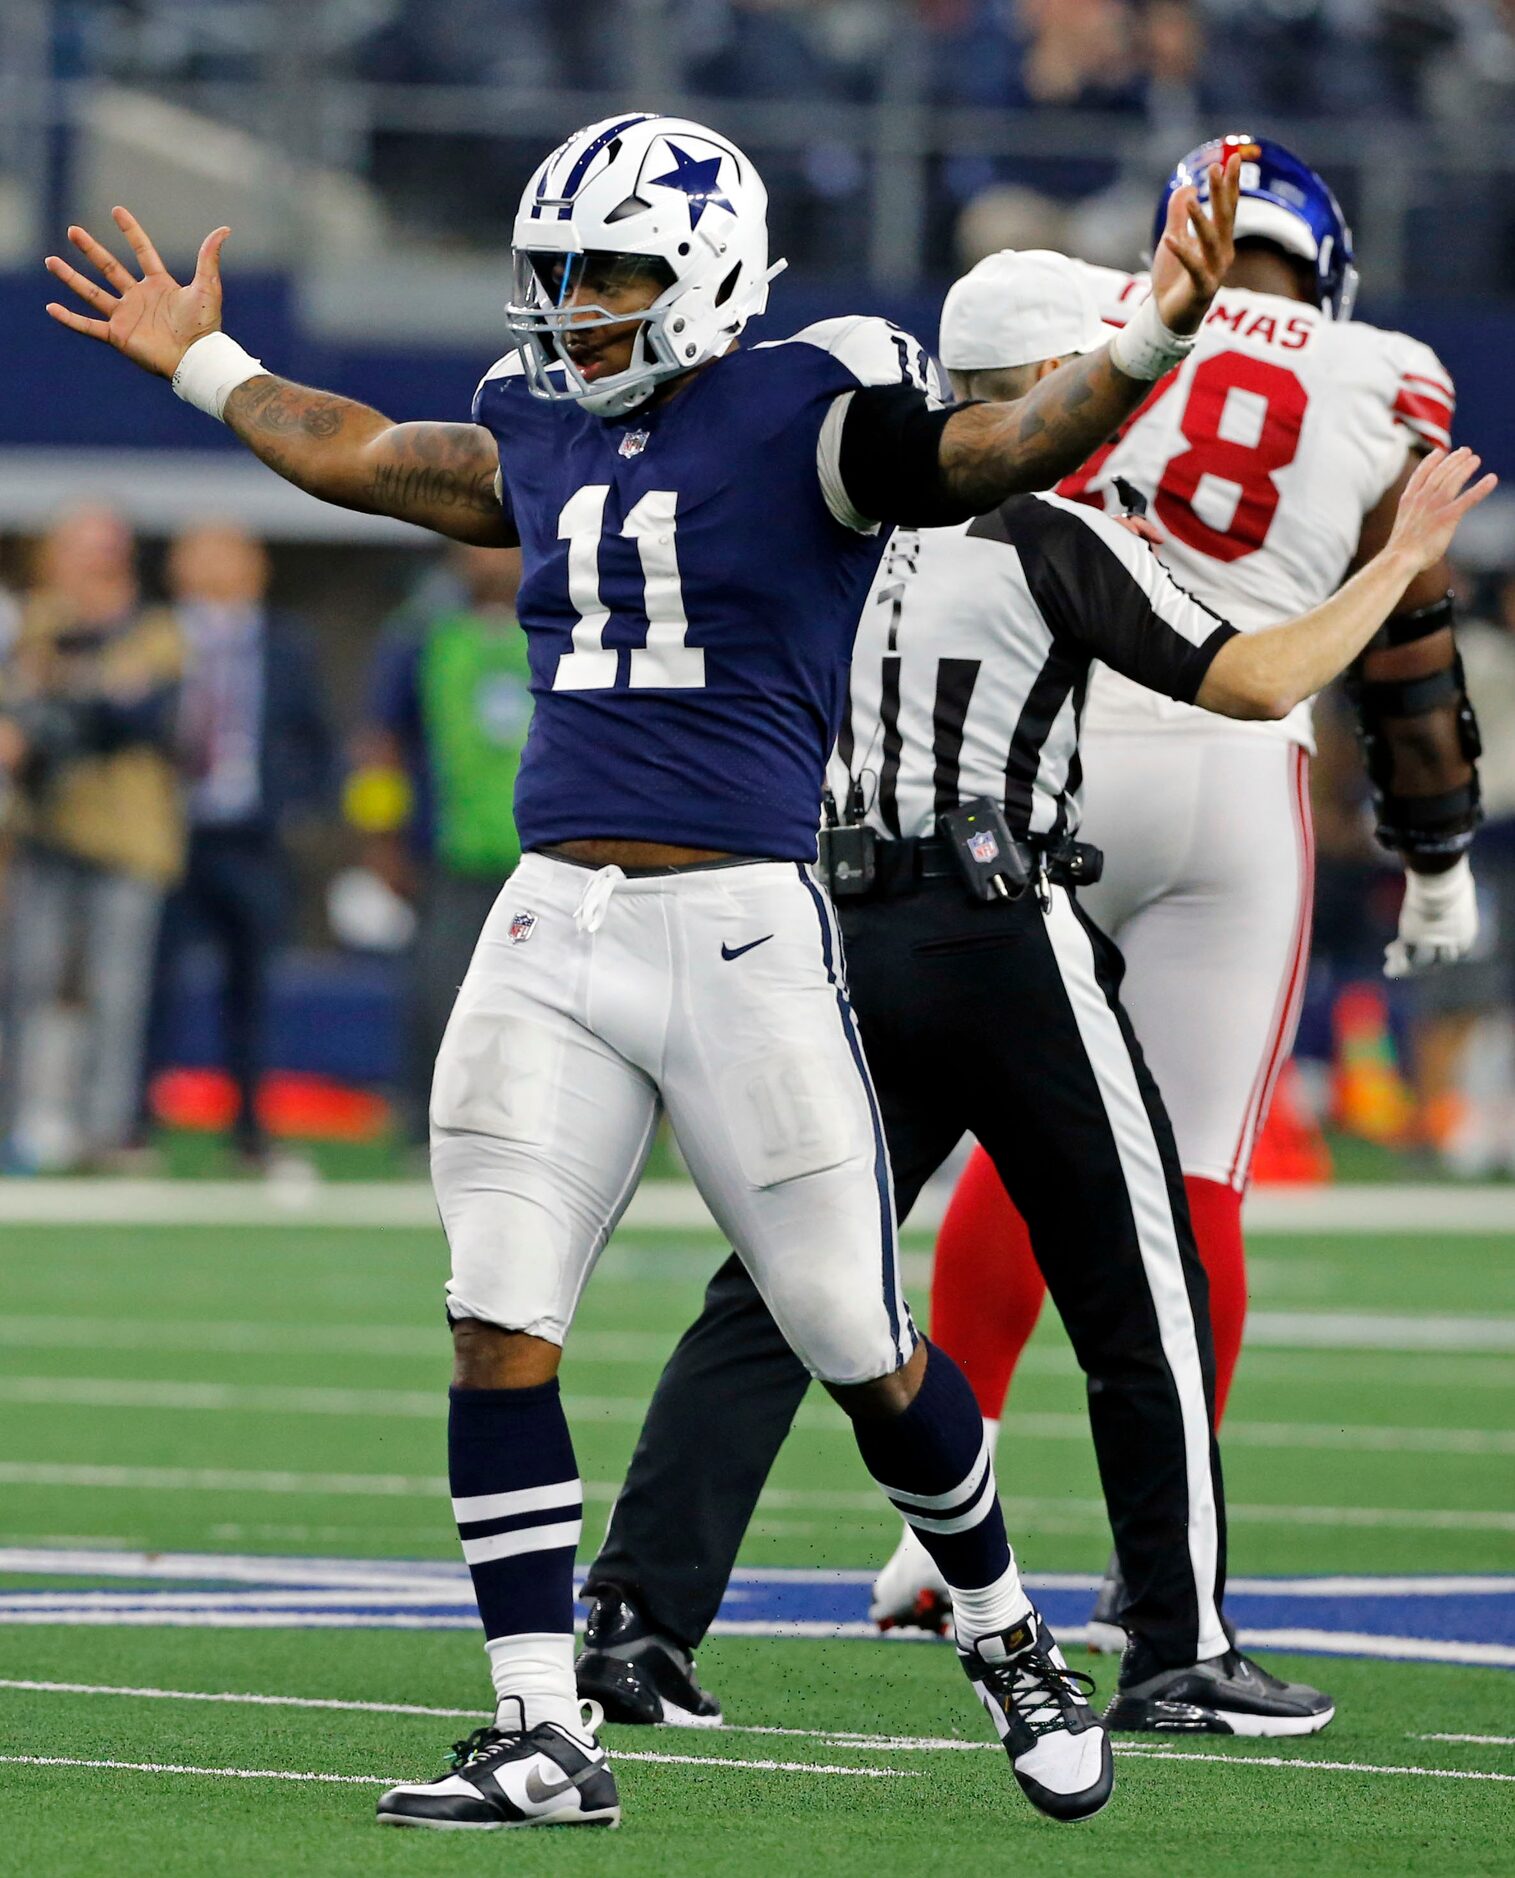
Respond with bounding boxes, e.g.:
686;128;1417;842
1154;133;1358;321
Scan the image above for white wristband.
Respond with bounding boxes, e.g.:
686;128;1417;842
171;331;266;421
1109;293;1197;383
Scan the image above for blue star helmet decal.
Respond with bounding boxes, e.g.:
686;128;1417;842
646;141;735;229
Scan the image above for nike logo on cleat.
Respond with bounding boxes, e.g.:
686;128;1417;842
523;1761;599;1804
720;935;773;960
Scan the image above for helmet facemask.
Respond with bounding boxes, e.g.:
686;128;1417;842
507;247;690;418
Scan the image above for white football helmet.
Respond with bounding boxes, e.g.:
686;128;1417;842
505;113;785;418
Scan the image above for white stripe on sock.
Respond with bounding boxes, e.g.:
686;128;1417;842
452;1481;582;1524
1044;889;1226;1661
459;1519;583;1567
874;1435;990;1513
897;1469;999;1536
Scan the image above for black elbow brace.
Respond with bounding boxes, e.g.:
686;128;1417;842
1344;592;1482;859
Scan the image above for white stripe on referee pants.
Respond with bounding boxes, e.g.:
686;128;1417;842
1043;887;1227;1662
459;1518;583;1567
452;1481;583;1524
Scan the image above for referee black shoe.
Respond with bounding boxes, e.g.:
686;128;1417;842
575;1591;723;1727
1084;1550;1128;1656
960;1609;1114;1821
1105;1634;1335;1737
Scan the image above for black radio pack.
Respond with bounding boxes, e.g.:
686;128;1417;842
818;822;877;897
937;797;1032;903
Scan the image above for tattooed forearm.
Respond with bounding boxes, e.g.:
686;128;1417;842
229;377;351;440
220;378;512;545
938;346;1151;511
368;457;499;517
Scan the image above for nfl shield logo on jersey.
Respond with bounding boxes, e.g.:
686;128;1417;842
968;829;1000;864
619;429;650;459
508;910;538;946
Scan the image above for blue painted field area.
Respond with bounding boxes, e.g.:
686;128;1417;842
1;1552;1510;1670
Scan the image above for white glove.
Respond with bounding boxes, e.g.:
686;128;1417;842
1384;854;1479;978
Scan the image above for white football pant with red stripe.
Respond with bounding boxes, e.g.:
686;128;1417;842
1076;728;1313;1193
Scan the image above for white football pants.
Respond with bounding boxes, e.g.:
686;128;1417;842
1077;732;1314;1192
431;852;912;1385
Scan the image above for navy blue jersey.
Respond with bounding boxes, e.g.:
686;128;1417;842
472;317;940;861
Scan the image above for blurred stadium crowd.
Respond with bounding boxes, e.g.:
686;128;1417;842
2;510;1514;1182
2;0;1515;1180
32;0;1515;285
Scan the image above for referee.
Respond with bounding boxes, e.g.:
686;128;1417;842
575;253;1487;1738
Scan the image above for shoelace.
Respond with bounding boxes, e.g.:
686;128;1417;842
448;1725;518;1770
990;1653;1099;1740
574;865;625;935
449;1699;607;1770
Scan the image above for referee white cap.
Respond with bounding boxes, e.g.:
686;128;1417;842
939;250;1108;371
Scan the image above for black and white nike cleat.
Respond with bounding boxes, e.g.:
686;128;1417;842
1105;1637;1335;1737
960;1609;1114;1822
1084;1550;1128;1656
575;1592;723;1727
376;1699;620;1830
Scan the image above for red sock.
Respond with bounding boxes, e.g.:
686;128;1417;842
1183;1175;1246;1426
930;1146;1047;1419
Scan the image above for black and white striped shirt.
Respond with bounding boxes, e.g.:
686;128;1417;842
831;493;1237;844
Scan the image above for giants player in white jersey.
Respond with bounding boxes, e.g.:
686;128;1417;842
883;134;1483;1641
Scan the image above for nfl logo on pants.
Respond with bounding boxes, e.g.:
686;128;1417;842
508;910;537;946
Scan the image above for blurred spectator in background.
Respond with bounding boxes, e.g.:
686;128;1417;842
0;505;183;1170
1404;570;1515;1173
142;520;337;1170
345;544;528;1144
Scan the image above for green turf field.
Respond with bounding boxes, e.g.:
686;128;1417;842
1;1192;1511;1873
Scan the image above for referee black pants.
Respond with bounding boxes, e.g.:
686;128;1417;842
586;874;1228;1670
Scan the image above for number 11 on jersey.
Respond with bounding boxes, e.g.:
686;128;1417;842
553;485;706;692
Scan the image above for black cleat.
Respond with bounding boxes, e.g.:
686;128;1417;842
1105;1636;1335;1737
376;1701;620;1830
1084;1549;1127;1656
960;1608;1114;1822
575;1592;723;1727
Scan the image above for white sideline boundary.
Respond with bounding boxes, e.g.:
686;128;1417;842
0;1176;1512;1234
3;1549;1512;1599
1;1684;1510;1787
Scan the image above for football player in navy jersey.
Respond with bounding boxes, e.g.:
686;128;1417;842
46;115;1239;1831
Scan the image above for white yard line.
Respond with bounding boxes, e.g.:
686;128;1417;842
4;1375;1512;1456
4;1306;1515;1361
1113;1746;1515;1783
1244;1312;1515;1354
0;1317;671;1364
0;1176;1511;1234
1;1686;1507;1787
3;1548;1509;1599
1418;1733;1515;1747
0;1754;394;1785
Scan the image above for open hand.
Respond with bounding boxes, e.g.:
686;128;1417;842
1388;447;1498;572
1150;154;1239;336
45;207;230;380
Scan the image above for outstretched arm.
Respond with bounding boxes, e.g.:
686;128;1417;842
1196;450;1495;720
221;379;509;545
936;156;1240;510
45;207;512;547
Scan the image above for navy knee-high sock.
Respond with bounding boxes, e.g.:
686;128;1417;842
850;1341;1030;1637
449;1380;583;1728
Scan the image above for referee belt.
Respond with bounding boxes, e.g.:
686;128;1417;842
862;833;1103;900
